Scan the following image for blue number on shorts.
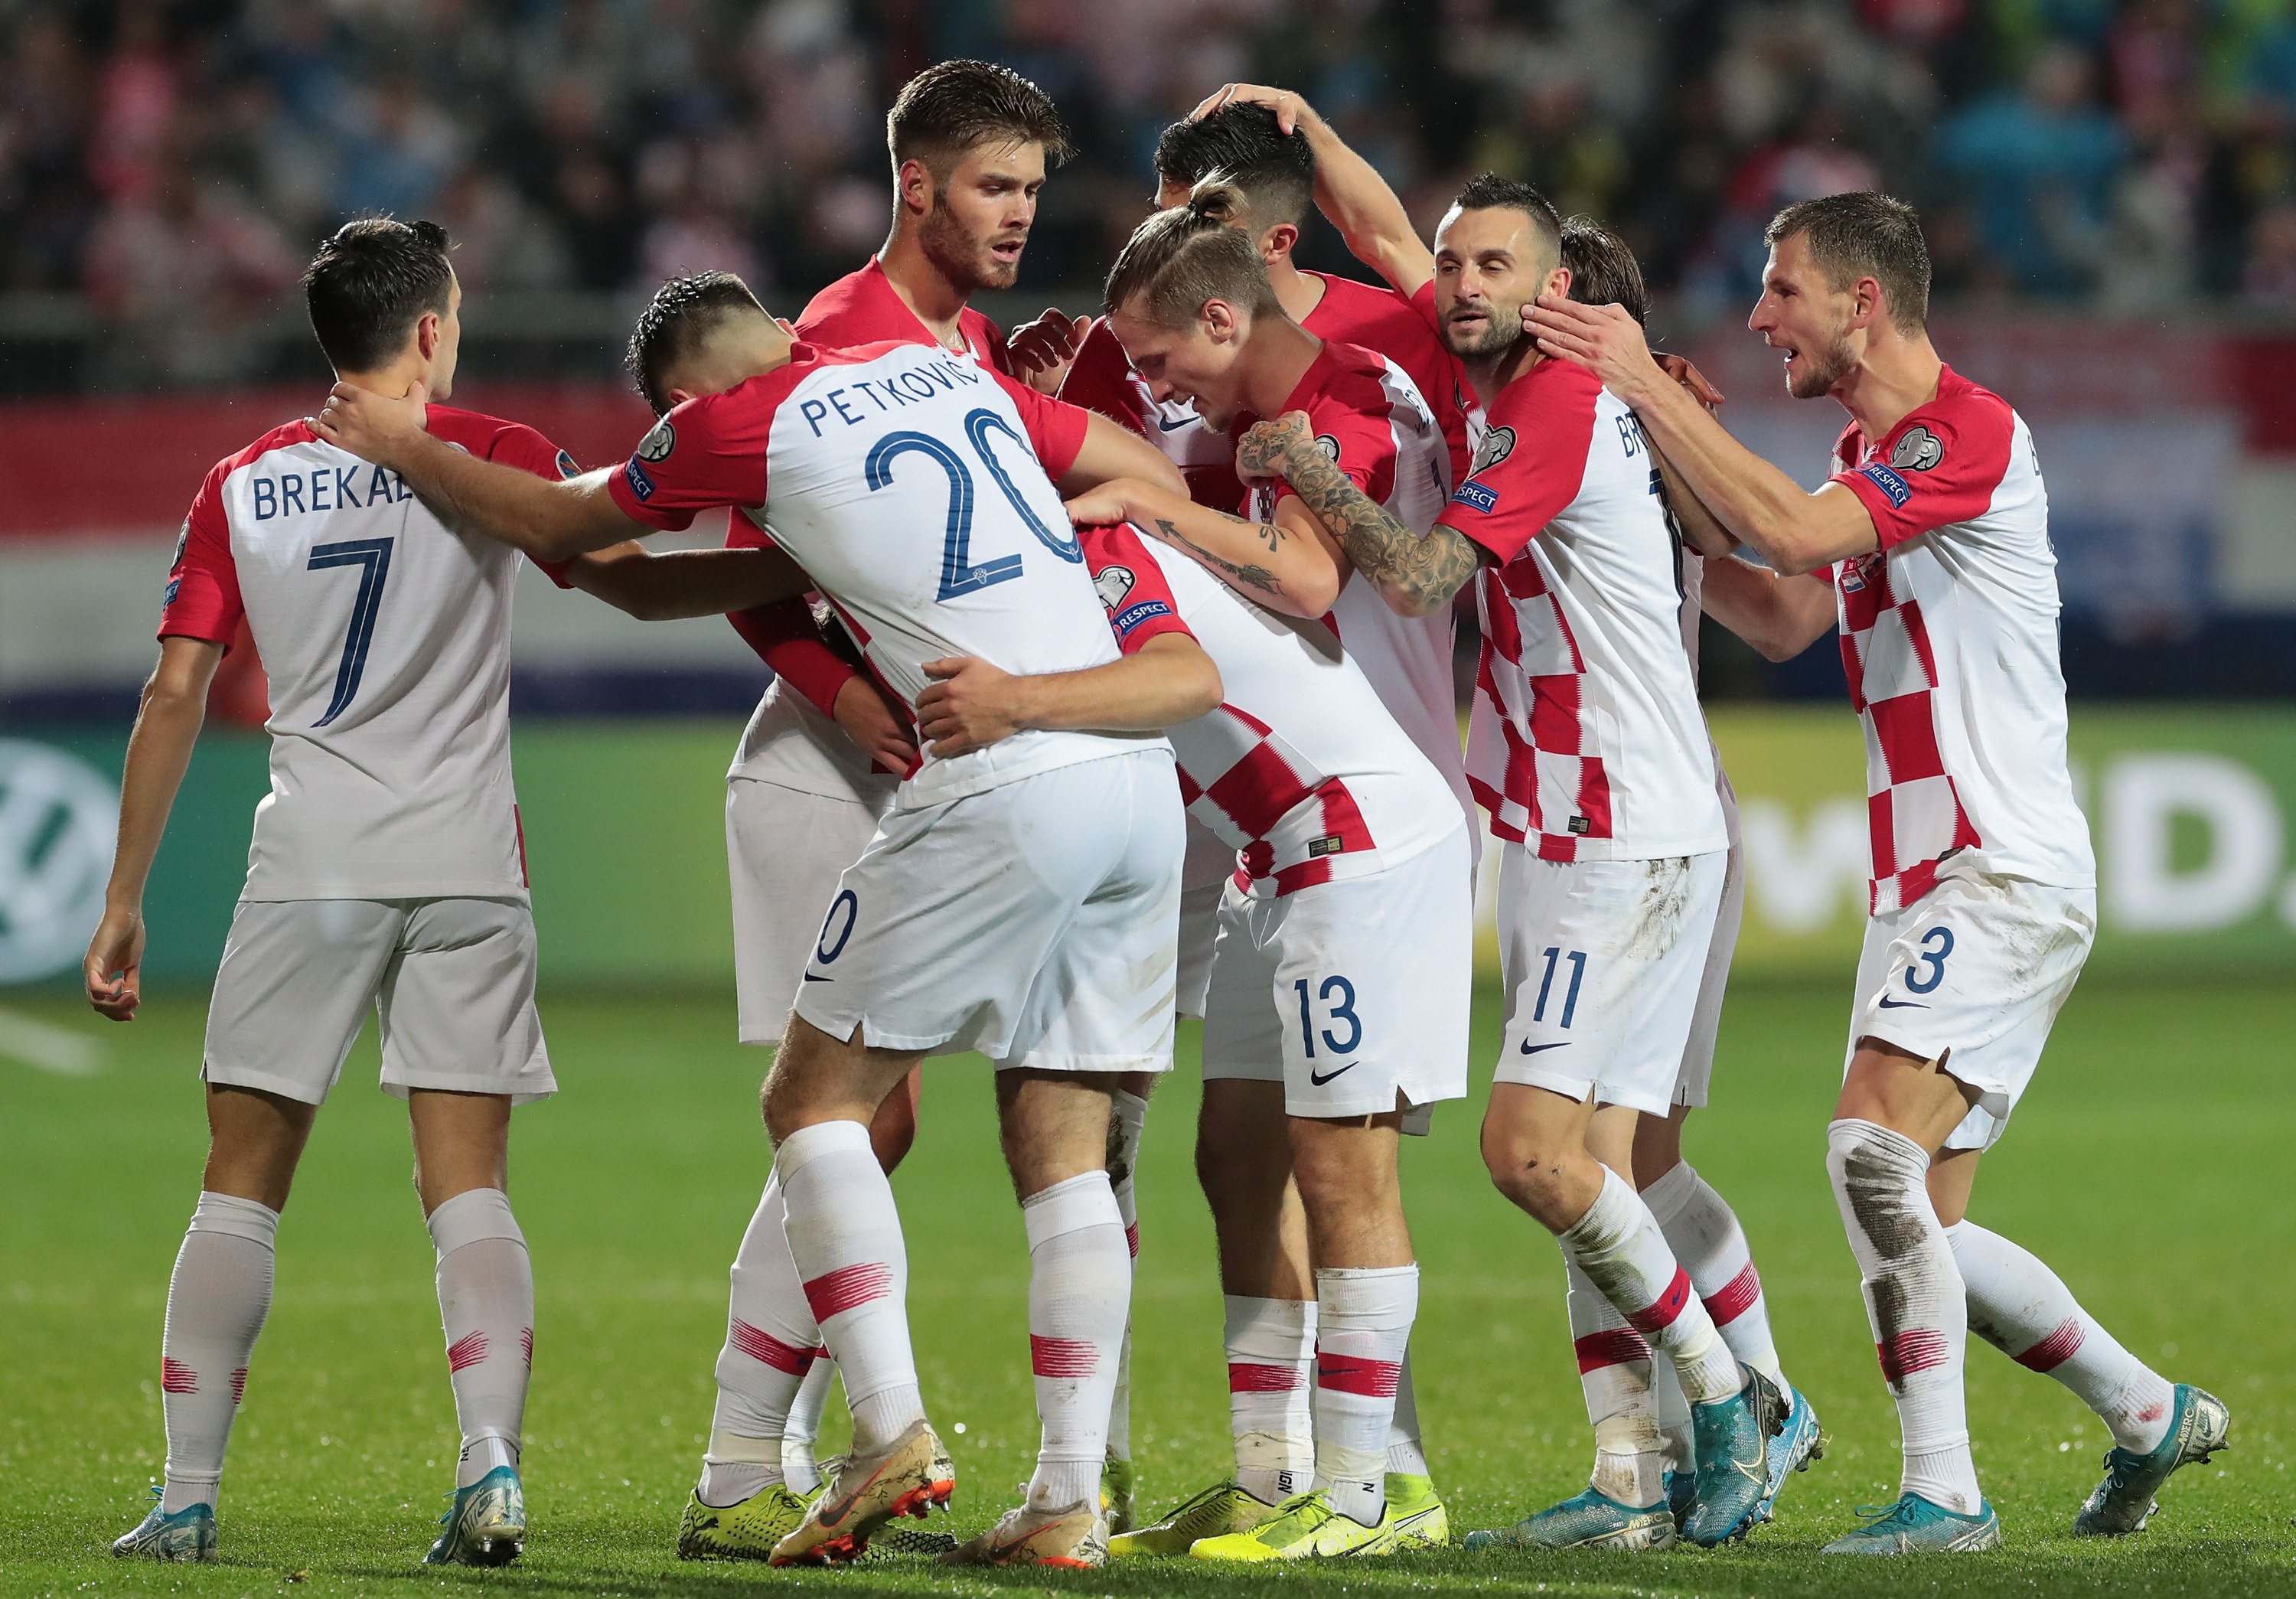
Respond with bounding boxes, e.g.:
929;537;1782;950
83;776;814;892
964;409;1081;563
1905;925;1954;994
865;430;1019;602
815;889;859;964
1293;975;1362;1057
1531;946;1588;1029
306;536;395;726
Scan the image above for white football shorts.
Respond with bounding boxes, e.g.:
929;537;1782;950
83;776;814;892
1176;816;1240;1021
1844;872;2096;1152
1672;789;1746;1111
203;897;553;1106
1493;848;1728;1116
726;775;891;1046
793;747;1184;1072
1201;824;1473;1125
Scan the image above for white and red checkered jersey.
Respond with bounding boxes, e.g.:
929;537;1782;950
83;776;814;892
1234;339;1472;836
1827;364;2094;913
1081;521;1456;896
609;338;1160;808
1303;270;1473;489
1437;357;1725;860
158;409;574;900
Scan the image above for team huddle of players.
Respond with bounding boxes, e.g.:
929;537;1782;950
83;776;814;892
90;57;2228;1572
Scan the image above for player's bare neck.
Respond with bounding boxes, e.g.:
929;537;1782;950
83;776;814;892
333;357;432;403
1268;259;1325;326
1465;337;1538;408
1242;315;1321;418
1835;328;1944;445
879;230;971;352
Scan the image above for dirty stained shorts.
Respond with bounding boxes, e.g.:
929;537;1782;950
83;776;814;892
1492;848;1729;1116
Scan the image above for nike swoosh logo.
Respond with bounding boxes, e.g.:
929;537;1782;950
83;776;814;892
1518;1040;1570;1056
1308;1062;1355;1086
802;973;834;983
1155;414;1196;432
1876;996;1926;1009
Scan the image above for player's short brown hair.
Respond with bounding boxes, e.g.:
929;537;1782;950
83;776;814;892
1153;102;1315;228
302;217;452;374
626;270;770;416
1560;215;1649;326
887;59;1072;181
1764;191;1930;332
1450;172;1563;266
1103;179;1283;328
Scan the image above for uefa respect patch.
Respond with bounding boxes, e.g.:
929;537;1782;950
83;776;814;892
1453;481;1499;514
1112;599;1173;635
1856;462;1910;508
624;458;656;501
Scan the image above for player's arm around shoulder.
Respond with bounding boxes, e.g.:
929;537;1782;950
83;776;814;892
558;540;812;621
1066;473;1340;618
914;635;1221;759
313;380;644;561
86;635;226;1021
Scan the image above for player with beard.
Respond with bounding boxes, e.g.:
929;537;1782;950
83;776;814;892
1529;192;2226;1556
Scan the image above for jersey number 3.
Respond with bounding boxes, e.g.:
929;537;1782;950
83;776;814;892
866;409;1081;602
308;536;394;726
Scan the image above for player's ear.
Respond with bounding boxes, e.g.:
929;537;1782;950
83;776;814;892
1261;221;1298;263
414;308;442;364
1544;265;1573;304
1202;299;1238;344
667;387;698;408
897;157;935;217
1849;275;1885;331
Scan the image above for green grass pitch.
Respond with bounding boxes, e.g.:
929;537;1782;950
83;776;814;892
3;978;2289;1597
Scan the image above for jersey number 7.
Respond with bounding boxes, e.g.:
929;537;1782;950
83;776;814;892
308;536;395;726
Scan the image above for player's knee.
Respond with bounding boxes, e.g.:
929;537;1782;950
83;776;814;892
1479;1114;1570;1211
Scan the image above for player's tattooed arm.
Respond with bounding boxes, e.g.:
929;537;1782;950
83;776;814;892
1065;478;1343;617
313;380;644;560
1239;410;1485;618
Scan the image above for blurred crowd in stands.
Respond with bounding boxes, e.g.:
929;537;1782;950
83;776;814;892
13;0;2296;386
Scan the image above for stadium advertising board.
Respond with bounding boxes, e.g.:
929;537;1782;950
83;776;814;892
3;709;2293;990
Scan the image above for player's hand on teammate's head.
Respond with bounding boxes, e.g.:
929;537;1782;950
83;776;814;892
830;675;919;775
915;656;1026;757
1235;410;1316;483
83;906;146;1023
1190;83;1303;132
312;378;432;468
1654;351;1724;410
1525;294;1660;404
1006;308;1084;393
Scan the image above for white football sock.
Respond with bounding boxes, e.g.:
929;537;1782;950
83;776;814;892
1560;1167;1742;1405
1947;1219;2174;1454
1642;1160;1785;1385
1313;1266;1417;1527
781;1356;834;1495
1827;1119;1981;1514
1225;1294;1316;1505
428;1187;533;1490
158;1193;277;1513
1385;1346;1430;1478
1564;1251;1666;1508
1652;1355;1694;1478
1107;1090;1148;1466
776;1120;921;1454
1022;1170;1130;1511
699;1173;823;1505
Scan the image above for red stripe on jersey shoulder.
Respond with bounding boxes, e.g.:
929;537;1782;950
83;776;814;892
1437;358;1600;565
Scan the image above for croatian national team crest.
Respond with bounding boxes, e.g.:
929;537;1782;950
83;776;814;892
636;418;676;463
1469;425;1516;479
1891;425;1942;472
1094;564;1136;612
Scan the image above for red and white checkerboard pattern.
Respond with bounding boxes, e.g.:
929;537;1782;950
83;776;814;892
1174;705;1377;896
1837;550;1983;915
1466;550;1614;860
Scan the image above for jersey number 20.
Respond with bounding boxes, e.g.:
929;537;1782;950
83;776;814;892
308;536;394;726
865;409;1081;602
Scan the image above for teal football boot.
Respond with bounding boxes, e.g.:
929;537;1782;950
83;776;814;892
425;1464;526;1566
1756;1383;1825;1523
1821;1492;2001;1555
113;1490;217;1563
2073;1384;2230;1536
1463;1486;1676;1552
1680;1367;1786;1546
